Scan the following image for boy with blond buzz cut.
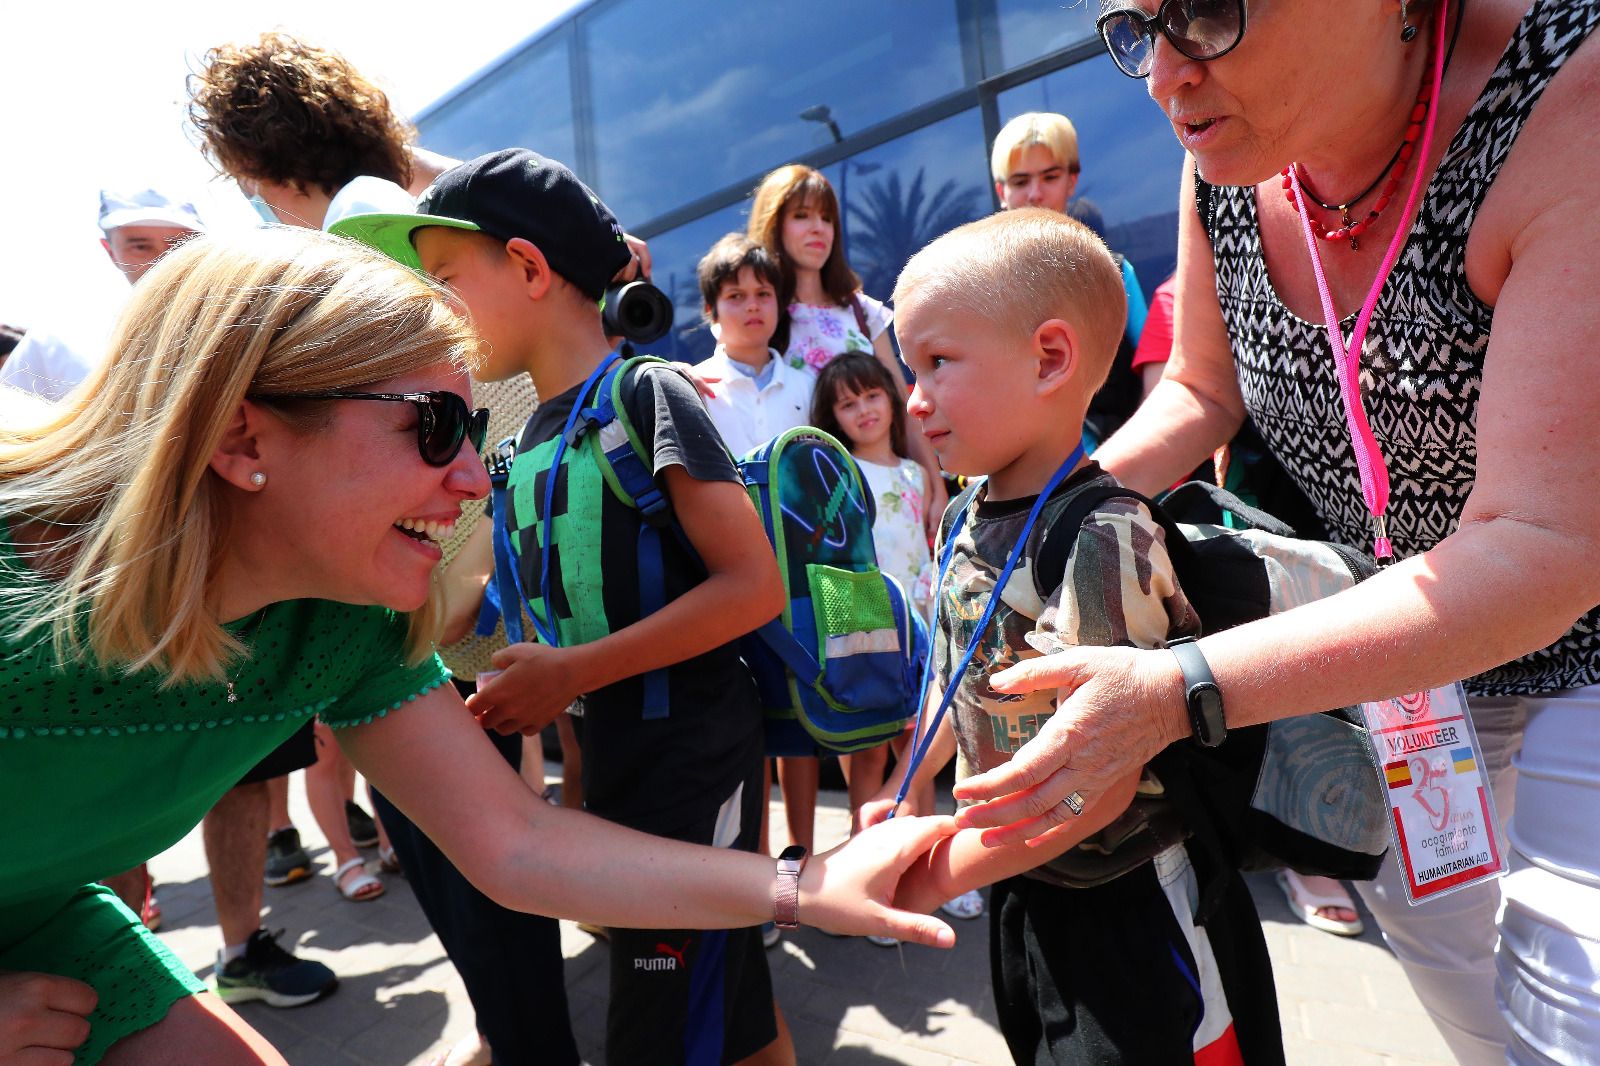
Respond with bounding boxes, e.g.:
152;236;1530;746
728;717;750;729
869;209;1283;1064
338;149;798;1066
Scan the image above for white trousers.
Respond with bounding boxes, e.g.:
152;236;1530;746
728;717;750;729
1353;685;1600;1066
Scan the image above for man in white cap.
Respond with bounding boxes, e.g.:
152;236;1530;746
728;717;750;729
0;188;202;401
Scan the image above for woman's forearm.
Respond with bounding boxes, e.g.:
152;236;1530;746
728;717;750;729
1093;375;1239;495
1196;514;1596;734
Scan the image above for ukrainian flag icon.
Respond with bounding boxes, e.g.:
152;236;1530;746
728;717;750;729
1386;761;1413;789
1451;747;1476;775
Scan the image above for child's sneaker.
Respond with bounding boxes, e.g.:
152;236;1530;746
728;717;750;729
213;929;336;1007
264;827;312;887
345;800;380;848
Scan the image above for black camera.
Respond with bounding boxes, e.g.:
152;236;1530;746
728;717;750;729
601;280;674;345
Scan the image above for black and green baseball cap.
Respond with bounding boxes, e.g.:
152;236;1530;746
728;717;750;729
330;148;630;299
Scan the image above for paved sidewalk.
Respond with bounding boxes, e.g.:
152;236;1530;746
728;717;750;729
146;777;1456;1065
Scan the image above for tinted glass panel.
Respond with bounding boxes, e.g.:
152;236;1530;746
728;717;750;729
418;34;579;173
834;108;991;303
998;55;1185;292
633;201;750;365
580;0;966;226
988;0;1097;73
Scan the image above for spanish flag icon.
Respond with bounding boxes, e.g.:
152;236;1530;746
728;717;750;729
1386;760;1414;790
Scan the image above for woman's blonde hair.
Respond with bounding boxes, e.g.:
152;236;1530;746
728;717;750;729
0;227;476;684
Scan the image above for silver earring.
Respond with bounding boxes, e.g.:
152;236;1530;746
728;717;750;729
250;472;267;487
1400;0;1419;42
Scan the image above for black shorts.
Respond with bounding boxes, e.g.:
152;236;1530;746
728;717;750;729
605;760;776;1065
990;847;1284;1066
236;721;317;787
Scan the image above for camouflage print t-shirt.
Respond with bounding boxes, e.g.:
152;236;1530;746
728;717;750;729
934;464;1200;887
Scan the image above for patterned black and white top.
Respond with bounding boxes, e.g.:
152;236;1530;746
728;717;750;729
1200;0;1600;696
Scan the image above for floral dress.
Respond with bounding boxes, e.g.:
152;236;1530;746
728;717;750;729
783;293;893;373
857;455;934;622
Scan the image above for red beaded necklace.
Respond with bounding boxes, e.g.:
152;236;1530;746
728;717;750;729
1281;0;1466;251
1279;77;1431;251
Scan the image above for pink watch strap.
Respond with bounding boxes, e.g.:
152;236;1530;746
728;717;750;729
773;846;806;929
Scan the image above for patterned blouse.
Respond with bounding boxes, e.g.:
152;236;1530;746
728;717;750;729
783;294;892;373
1200;0;1600;695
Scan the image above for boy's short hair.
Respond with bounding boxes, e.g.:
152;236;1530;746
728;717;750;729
893;209;1125;392
188;32;414;194
990;112;1080;183
697;234;781;318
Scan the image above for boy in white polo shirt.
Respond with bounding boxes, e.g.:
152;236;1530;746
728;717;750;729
692;234;813;457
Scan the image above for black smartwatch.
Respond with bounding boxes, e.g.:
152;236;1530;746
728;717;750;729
1169;636;1226;748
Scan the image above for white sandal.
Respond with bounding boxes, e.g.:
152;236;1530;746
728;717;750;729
1276;870;1362;936
334;857;385;902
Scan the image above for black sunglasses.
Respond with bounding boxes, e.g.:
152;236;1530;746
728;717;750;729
258;390;490;467
1097;0;1248;78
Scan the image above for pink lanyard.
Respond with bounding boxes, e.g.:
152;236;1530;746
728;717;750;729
1284;0;1449;562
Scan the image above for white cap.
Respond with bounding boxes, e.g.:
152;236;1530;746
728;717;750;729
323;176;417;233
98;188;205;234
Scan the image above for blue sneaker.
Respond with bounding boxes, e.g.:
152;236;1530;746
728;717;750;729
214;929;337;1008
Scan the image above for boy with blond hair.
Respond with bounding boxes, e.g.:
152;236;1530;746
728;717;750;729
869;209;1282;1064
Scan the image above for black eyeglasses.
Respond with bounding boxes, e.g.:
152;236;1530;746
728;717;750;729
1097;0;1248;79
257;391;490;467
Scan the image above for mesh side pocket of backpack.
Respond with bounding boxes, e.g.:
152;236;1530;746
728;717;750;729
800;565;911;744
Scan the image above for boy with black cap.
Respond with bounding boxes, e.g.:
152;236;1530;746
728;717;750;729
336;149;794;1066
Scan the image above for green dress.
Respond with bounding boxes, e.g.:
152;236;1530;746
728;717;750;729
0;530;449;1062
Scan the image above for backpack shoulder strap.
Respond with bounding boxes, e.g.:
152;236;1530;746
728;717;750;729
938;479;984;551
1030;480;1184;598
849;293;871;339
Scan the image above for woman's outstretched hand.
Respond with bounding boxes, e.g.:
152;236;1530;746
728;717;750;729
799;814;960;947
950;645;1186;846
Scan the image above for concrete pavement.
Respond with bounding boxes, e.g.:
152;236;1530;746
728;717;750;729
144;777;1456;1065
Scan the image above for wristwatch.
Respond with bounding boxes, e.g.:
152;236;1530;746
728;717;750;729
1169;636;1226;748
773;845;808;929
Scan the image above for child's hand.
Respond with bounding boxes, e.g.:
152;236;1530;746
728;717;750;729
854;778;916;834
466;643;592;736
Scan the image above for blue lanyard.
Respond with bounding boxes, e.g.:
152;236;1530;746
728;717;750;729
891;442;1086;814
530;349;625;647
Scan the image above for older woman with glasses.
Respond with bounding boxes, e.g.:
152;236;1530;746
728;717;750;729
0;228;960;1066
953;1;1600;1063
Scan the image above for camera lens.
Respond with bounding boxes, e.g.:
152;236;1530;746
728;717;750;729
601;281;674;345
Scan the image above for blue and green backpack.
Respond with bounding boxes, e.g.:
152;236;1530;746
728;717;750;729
481;350;922;754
